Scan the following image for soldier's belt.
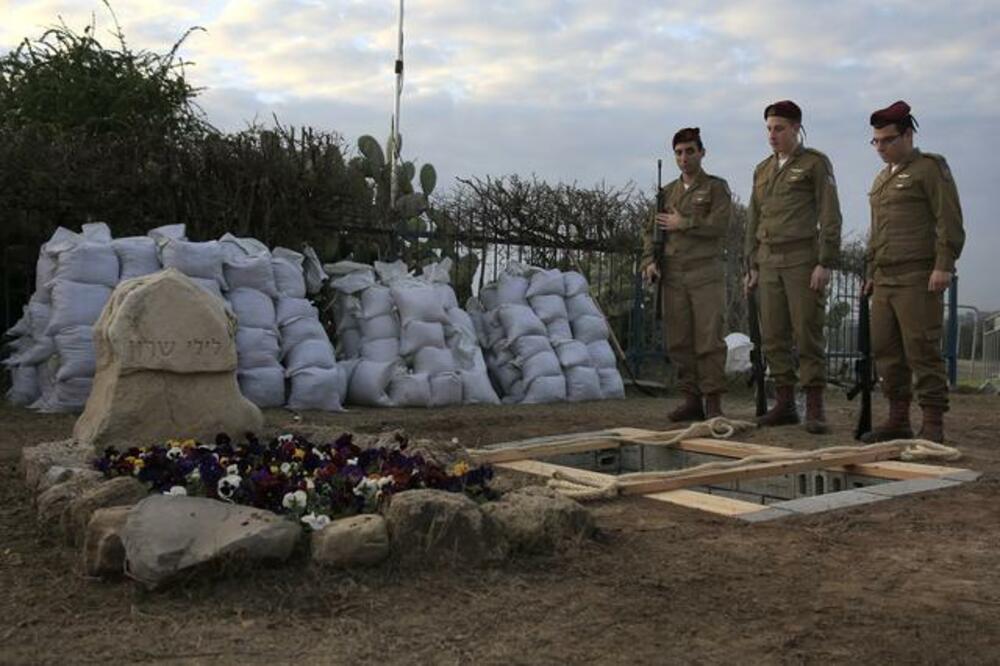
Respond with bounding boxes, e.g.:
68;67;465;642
760;237;815;252
875;259;935;277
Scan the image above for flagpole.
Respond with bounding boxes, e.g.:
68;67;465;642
390;0;404;212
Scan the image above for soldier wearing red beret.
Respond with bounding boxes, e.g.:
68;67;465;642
744;100;843;434
861;101;965;443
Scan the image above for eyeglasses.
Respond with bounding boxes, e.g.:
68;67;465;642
870;134;902;147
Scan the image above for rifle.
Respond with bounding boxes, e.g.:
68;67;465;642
652;159;666;321
847;287;874;440
746;288;768;417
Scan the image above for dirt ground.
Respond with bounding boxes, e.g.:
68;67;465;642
1;390;998;665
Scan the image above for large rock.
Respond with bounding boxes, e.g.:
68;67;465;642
65;476;148;546
311;514;390;569
38;466;103;494
73;269;263;453
37;474;105;533
382;489;508;566
83;506;130;577
483;485;594;554
123;495;301;588
21;438;94;491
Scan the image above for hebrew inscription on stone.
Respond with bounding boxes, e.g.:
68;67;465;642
127;337;224;361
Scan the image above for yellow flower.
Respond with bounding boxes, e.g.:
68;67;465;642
180;439;197;450
449;461;470;477
293;448;306;460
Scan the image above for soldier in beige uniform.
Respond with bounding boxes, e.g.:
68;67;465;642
642;127;732;421
744;101;842;434
861;101;964;444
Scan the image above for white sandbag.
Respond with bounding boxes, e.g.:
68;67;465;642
275;297;318;327
725;333;754;375
5;310;30;338
285;339;336;373
36;377;92;413
279;317;328;356
521;350;562;387
526;268;565;299
347;360;397;407
374;259;410;284
147;224;187;243
272;247;307;298
361;337;401;362
338;328;362;359
159;239;227;289
329;266;376;295
547;318;574;341
445;310;482;370
421;258;453;284
496;273;529;305
434;283;459;311
81;222;112;243
238;366;286;408
564;365;604;402
598;368;626;399
554;339;593;369
54;326;95;382
35;227;80;299
360;313;400;341
16;336;56;365
460;370;501;405
528;294;569;324
287;366;344;412
566;293;602;320
563;271;589;298
112;237;160;280
332;294;362;330
400;320;446;357
571;314;610;345
219;232;269;260
522;374;566;404
224;254;279;298
227;288;277;330
361;286;394;318
337;358;359;389
480;309;506;349
45;281;112;335
391;283;450;327
490;360;521;393
190;276;226;302
7;364;40;405
446;307;476;337
27;296;52;338
497;304;546;340
511;335;552;364
502;379;526;404
413;347;457;375
587;340;617;369
52;241;119;288
429;372;463;407
388;372;431;408
236;327;281;369
479;285;500;311
301;245;327;295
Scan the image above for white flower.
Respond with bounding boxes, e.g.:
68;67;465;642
280;462;292;475
166;447;182;461
163;485;187;497
198;443;217;452
377;476;394;489
226;464;239;475
451;437;459;444
277;434;294;444
305;478;315;490
300;513;331;531
187;468;201;482
282;489;308;511
347;457;358;466
217;474;241;500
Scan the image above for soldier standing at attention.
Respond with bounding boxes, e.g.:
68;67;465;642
641;127;732;421
744;100;842;434
861;101;964;444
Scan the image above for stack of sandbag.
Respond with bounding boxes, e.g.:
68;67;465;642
563;270;625;399
469;263;625;403
33;223;119;411
469;264;567;404
327;259;499;408
269;246;344;412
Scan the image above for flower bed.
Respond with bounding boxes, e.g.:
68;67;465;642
94;432;493;529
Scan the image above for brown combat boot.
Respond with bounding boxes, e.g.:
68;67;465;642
860;399;913;443
804;386;830;434
756;385;799;427
917;405;945;443
669;394;705;422
704;393;724;419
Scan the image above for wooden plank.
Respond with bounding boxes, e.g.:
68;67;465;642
469;427;662;464
617;445;903;496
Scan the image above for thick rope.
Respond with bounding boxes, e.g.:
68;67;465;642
547;437;962;501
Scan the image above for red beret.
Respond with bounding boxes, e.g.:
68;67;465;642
870;100;914;128
764;100;802;123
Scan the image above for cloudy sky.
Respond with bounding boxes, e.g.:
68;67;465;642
5;1;999;308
